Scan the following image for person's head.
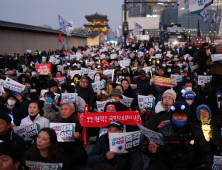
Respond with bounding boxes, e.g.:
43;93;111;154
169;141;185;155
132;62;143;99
79;77;89;88
109;89;122;103
60;101;75;119
73;74;81;85
0;142;23;170
28;101;44;117
56;71;62;77
196;104;212;121
169;101;191;129
115;84;124;94
183;79;192;89
216;44;222;53
0;114;11;135
7;95;17;106
100;75;108;84
27;128;60;163
203;43;208;49
44;91;55;104
161;89;176;111
65;85;75;93
184;91;195;106
172;68;180;75
107;120;123;138
125;74;131;84
48;79;58;93
137;66;142;72
157;68;164;77
104;102;117;112
139;70;146;80
121;79;129;91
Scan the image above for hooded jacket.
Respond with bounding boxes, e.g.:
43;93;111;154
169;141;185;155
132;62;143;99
147;101;213;170
87;133;144;170
146;101;171;132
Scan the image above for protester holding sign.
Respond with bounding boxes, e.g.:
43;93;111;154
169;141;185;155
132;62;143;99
23;128;67;168
147;89;176;131
97;76;113;101
109;89;128;111
146;101;213;170
87;120;144;170
53;101;88;169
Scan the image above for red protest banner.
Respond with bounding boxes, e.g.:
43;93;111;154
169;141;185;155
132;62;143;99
102;62;111;69
36;64;51;75
78;111;142;127
154;76;174;88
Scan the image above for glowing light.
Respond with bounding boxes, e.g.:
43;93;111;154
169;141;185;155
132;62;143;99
171;106;175;111
181;89;186;94
181;105;185;110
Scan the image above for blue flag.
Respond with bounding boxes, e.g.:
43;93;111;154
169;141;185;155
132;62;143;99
58;15;71;34
184;0;189;9
62;37;65;50
134;22;143;31
198;8;208;23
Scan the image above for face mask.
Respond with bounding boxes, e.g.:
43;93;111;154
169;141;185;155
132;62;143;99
185;87;192;91
152;68;155;71
185;100;193;106
8;100;16;106
162;64;166;67
167;69;171;72
172;118;187;128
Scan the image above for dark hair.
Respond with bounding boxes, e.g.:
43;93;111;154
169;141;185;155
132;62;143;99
0;141;23;164
94;72;101;79
182;79;192;87
91;163;116;170
121;79;129;84
104;102;117;112
56;71;62;75
28;100;44;116
44;91;55;100
115;84;124;92
26;128;61;163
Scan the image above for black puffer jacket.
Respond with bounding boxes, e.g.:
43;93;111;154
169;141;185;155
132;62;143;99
87;133;144;170
146;101;213;170
77;84;95;108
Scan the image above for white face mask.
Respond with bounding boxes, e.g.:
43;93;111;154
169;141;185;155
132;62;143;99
185;87;192;92
8;100;16;106
162;64;166;67
185;100;193;106
152;68;155;71
167;69;171;72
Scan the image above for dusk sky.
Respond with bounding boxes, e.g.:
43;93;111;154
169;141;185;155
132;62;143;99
0;0;123;31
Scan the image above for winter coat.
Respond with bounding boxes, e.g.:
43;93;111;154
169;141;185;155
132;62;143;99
87;133;144;170
77;84;95;108
146;101;170;132
42;103;60;122
76;96;86;113
132;77;150;91
20;114;50;129
53;113;84;152
123;85;137;109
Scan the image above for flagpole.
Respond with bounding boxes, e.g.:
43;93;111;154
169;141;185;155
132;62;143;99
213;0;219;44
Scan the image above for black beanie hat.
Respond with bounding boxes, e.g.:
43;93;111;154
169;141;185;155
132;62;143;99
65;85;75;93
0;113;11;124
48;79;58;89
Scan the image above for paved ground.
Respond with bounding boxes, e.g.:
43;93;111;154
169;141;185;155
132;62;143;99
78;142;150;170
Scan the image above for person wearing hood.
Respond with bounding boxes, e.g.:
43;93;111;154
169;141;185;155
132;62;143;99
18;74;30;85
42;91;60;122
196;104;222;155
87;120;144;170
53;101;88;169
163;66;172;78
0;94;29;126
147;89;177;131
146;101;213;170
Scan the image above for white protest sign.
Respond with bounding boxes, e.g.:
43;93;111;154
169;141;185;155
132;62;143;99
191;65;199;71
212;155;222;170
120;60;130;67
166;54;173;58
111;54;117;59
167;51;171;54
87;61;95;66
120;95;134;107
96;100;114;112
103;70;113;77
81;68;90;75
91;81;106;93
50;123;75;142
13;123;41;141
155;54;161;59
138;95;155;110
130;54;135;58
130;84;137;90
70;70;82;79
198;75;212;85
27;49;31;53
211;54;222;63
70;55;75;60
138;52;144;57
49;56;56;63
3;77;26;96
100;54;106;59
42;56;47;62
26;161;63;170
170;75;184;83
143;67;152;73
88;70;98;80
94;76;100;82
57;65;63;72
61;93;78;102
109;131;143;154
0;79;5;96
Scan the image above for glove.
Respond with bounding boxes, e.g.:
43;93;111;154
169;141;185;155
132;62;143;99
172;80;177;87
101;90;107;95
150;78;155;85
97;89;101;96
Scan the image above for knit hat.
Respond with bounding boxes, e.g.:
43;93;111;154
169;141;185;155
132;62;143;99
109;89;123;99
196;104;212;121
162;89;177;102
107;120;124;131
184;91;195;100
65;85;75;93
0;113;11;124
48;79;58;89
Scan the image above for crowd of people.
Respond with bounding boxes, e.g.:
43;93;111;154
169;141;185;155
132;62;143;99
0;41;222;170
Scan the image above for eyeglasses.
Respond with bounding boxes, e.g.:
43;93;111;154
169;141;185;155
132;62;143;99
81;81;88;84
199;110;208;115
111;95;120;98
173;112;187;118
163;96;172;100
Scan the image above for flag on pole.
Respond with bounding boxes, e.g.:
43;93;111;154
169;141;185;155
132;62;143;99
189;0;204;14
62;37;65;50
134;22;143;31
58;32;62;43
184;0;189;9
58;15;70;33
197;20;202;37
198;8;208;23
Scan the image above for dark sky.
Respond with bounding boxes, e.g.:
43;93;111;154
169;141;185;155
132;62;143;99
0;0;123;31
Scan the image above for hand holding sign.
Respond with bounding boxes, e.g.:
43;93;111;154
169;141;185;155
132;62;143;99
148;142;157;153
106;151;117;160
73;132;81;139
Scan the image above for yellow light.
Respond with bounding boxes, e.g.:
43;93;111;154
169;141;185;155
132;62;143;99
201;125;212;142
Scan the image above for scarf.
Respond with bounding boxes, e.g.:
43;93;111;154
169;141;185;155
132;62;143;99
161;102;172;112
